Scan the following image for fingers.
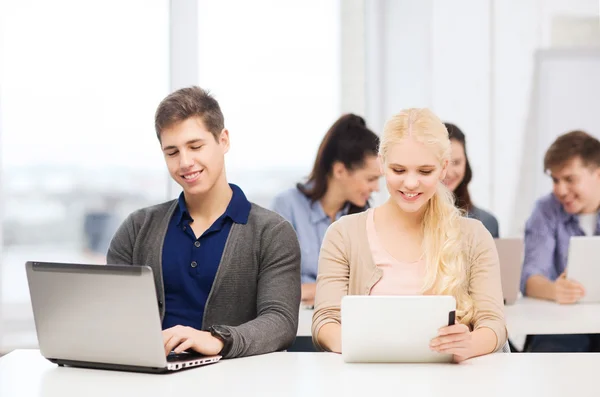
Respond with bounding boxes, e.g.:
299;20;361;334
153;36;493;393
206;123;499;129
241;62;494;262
556;283;585;304
556;294;582;304
174;338;194;354
162;329;173;355
162;326;178;355
563;279;585;292
431;324;470;351
556;278;586;304
556;290;578;301
437;323;469;336
558;275;585;292
162;328;172;343
569;281;586;295
568;287;585;298
436;345;471;356
556;292;584;304
557;285;584;296
164;334;186;356
431;333;470;349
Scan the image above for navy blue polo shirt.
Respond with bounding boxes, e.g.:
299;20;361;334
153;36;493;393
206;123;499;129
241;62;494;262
161;184;251;330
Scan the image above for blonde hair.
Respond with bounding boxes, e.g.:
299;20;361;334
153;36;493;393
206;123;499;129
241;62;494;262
379;108;474;325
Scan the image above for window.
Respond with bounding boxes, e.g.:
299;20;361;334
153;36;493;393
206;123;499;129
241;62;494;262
0;0;170;352
196;0;342;207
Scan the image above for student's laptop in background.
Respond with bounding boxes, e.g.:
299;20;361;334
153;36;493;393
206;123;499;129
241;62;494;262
566;236;600;303
26;261;221;373
494;238;524;305
341;295;456;363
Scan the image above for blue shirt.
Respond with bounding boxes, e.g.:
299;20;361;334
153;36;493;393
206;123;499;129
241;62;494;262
520;193;600;294
162;184;251;330
271;187;351;283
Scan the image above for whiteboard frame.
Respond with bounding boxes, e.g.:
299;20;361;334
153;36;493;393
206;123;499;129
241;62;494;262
532;48;600;200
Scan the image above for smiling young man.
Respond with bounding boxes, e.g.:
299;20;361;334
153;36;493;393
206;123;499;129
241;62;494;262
521;130;600;352
107;86;301;358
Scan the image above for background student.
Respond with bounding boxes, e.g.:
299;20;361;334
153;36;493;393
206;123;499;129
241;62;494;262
312;108;507;362
521;130;600;352
443;123;499;237
271;114;380;306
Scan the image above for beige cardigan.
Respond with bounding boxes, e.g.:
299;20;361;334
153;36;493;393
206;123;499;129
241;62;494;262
311;210;507;352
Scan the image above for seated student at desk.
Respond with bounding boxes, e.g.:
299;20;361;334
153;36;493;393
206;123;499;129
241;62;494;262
443;123;499;237
271;114;381;306
107;86;301;359
521;130;600;352
312;108;507;362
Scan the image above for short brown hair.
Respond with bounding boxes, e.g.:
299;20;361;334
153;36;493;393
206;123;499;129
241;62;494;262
544;130;600;172
154;86;224;141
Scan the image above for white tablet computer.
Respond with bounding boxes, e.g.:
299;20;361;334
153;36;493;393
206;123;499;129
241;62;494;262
566;236;600;303
341;295;456;363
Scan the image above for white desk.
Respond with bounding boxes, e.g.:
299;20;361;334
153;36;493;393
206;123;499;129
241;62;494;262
1;349;599;397
300;298;600;340
505;297;600;335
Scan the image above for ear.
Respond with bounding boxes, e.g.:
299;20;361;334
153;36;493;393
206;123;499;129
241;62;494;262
378;154;385;175
219;128;230;154
439;159;449;181
332;161;347;179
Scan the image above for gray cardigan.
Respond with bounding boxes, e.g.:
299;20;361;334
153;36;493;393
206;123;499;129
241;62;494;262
106;200;301;359
468;206;500;238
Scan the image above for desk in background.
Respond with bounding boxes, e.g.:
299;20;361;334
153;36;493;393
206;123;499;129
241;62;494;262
505;297;600;335
301;299;600;337
299;298;600;350
1;349;598;397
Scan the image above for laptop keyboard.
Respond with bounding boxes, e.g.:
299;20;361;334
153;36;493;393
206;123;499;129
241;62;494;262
167;351;205;362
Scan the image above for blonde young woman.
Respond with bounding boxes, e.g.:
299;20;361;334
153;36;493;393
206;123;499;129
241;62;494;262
311;108;507;362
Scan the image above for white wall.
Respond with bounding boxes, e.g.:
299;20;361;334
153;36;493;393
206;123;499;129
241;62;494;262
364;0;600;236
431;0;493;211
492;0;542;237
340;0;367;115
494;0;599;235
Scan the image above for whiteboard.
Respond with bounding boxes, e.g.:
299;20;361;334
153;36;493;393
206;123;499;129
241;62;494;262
533;49;600;199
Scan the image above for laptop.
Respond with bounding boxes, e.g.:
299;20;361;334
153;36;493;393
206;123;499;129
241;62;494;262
566;236;600;303
341;295;456;363
26;261;221;373
494;238;524;305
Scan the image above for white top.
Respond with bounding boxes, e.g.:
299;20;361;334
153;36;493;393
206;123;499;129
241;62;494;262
1;349;599;396
578;213;597;236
